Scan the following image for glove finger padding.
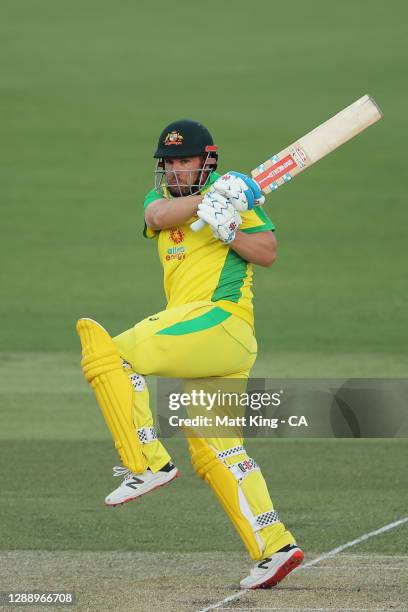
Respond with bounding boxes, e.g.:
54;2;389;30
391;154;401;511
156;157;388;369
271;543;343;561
212;176;254;211
197;202;239;225
197;195;242;244
202;191;230;210
212;171;263;211
196;205;221;226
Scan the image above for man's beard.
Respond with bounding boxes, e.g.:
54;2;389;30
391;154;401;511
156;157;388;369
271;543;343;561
165;170;201;197
167;183;195;197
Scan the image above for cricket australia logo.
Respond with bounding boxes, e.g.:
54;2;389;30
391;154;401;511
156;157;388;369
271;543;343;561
164;131;184;146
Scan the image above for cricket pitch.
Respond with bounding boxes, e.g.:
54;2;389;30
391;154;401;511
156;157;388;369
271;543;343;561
1;551;407;611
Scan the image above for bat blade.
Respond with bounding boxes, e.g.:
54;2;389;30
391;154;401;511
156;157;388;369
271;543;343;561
251;94;382;193
191;94;382;232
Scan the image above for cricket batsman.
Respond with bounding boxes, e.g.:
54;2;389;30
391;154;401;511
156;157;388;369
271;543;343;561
76;119;304;589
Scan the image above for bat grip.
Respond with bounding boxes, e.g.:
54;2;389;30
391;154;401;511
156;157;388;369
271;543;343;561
191;218;205;232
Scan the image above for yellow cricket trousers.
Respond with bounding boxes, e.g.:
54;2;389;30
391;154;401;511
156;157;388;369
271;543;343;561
113;300;295;559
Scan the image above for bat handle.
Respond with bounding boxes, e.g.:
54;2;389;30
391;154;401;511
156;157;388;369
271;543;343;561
191;218;205;232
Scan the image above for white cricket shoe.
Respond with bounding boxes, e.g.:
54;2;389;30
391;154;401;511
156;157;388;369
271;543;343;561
105;462;179;506
240;545;304;589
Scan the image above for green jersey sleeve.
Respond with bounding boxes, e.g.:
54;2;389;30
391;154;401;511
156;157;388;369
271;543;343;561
142;187;163;239
144;187;162;209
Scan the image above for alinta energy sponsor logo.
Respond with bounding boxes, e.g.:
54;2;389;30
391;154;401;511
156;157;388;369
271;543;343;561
166;246;186;261
166;227;186;260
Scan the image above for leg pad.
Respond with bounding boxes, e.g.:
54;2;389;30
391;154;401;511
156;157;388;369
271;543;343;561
189;438;262;560
77;318;146;473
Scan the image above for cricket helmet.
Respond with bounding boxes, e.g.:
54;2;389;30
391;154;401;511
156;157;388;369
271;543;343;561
154;119;217;159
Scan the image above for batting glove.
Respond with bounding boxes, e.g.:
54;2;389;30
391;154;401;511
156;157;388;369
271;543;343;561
197;192;242;244
211;171;265;211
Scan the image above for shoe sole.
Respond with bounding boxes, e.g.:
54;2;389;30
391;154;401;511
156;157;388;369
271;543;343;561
248;549;304;589
106;470;180;507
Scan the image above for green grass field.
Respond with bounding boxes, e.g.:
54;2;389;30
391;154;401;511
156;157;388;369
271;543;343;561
1;0;407;609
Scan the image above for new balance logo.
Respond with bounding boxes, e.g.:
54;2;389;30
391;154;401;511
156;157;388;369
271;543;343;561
126;477;144;489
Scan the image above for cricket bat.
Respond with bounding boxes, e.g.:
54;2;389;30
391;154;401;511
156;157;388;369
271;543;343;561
191;94;382;231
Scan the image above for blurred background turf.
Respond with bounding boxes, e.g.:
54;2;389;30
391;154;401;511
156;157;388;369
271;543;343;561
1;0;407;356
1;0;407;554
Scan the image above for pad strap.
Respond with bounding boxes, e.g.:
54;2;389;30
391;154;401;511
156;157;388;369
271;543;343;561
137;427;158;444
129;373;146;392
217;445;245;460
253;510;280;532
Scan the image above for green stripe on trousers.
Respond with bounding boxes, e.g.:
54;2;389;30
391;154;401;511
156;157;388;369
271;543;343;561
156;307;231;336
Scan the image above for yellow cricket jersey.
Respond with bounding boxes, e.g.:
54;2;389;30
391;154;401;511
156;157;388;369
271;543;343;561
143;172;275;329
